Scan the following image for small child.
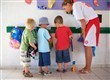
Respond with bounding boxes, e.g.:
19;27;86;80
54;16;73;73
20;18;37;77
37;17;52;75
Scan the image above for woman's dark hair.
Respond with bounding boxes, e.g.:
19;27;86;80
62;0;74;6
62;0;74;14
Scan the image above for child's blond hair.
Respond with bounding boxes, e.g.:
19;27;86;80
25;18;36;29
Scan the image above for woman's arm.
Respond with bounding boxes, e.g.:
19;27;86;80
80;19;86;40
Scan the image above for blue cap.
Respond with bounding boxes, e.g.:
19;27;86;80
39;17;49;25
72;61;76;65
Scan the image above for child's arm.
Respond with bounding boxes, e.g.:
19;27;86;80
68;27;73;39
48;33;53;42
48;37;53;42
44;30;53;42
29;43;37;50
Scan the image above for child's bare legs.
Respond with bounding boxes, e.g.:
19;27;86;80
57;63;63;70
64;63;68;70
39;66;43;72
24;67;30;73
44;66;52;74
44;66;49;72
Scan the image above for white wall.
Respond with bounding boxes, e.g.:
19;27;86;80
1;0;110;68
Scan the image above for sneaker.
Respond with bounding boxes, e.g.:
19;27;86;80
43;71;52;76
63;69;67;73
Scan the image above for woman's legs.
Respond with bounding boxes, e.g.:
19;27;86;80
79;46;92;73
85;46;92;71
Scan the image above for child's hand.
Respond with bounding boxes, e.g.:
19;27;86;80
30;43;37;50
69;35;73;39
34;47;37;50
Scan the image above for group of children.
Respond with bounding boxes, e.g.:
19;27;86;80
20;0;100;77
20;16;73;77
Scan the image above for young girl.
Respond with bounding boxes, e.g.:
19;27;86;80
62;0;100;74
20;18;37;77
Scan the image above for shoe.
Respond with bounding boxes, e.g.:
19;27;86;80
56;69;62;72
23;71;33;77
79;69;91;74
38;71;44;75
63;69;67;73
43;71;52;76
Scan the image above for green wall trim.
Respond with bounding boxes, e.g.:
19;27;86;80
6;26;110;34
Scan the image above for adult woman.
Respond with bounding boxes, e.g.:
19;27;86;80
62;0;100;74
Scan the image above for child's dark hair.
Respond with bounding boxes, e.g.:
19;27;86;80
62;0;74;7
54;16;63;24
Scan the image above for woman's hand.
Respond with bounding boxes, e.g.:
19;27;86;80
82;33;85;40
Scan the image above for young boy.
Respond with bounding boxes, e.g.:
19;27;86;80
62;0;100;74
37;17;52;75
54;16;73;73
20;18;37;77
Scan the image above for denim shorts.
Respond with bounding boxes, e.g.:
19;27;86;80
39;52;51;66
56;48;70;63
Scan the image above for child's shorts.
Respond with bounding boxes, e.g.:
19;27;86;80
84;17;100;46
20;50;31;67
56;48;70;63
39;52;51;66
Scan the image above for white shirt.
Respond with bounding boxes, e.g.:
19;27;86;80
73;1;98;28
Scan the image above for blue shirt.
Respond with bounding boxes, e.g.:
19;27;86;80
37;28;50;52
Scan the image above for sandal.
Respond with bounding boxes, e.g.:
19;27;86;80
56;69;63;72
63;69;67;73
38;71;44;75
23;71;33;77
79;68;85;73
79;69;91;74
44;71;52;76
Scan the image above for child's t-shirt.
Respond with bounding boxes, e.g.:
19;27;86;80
20;28;35;51
55;26;72;50
37;28;51;52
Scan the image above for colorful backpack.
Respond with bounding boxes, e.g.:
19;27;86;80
9;27;23;49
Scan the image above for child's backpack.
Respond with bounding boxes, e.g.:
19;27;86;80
9;27;23;49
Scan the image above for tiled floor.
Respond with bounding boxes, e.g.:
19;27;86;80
1;67;110;80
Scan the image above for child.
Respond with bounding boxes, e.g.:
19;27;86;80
37;17;52;75
54;16;73;73
20;18;37;77
62;0;100;74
